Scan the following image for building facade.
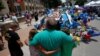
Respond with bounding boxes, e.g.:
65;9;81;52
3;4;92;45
0;0;9;14
24;0;44;11
0;0;43;14
0;0;44;14
7;0;26;13
6;0;44;13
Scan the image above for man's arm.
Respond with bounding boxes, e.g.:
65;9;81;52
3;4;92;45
17;40;23;47
36;46;59;56
5;32;10;41
15;33;23;47
29;33;39;46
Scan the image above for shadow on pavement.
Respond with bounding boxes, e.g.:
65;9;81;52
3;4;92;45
91;27;100;31
87;26;100;37
81;38;98;44
92;32;100;37
90;38;98;42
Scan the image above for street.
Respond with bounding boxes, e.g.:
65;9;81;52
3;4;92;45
0;18;100;56
73;19;100;56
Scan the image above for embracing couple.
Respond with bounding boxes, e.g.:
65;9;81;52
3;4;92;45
28;16;76;56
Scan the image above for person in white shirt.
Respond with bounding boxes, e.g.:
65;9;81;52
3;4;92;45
11;13;20;29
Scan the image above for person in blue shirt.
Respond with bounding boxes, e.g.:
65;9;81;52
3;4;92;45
79;10;88;26
71;19;80;29
60;12;69;28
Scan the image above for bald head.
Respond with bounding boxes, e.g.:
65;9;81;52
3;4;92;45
46;17;58;30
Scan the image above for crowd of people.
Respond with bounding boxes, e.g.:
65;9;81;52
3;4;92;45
0;11;40;51
26;6;95;56
0;5;96;56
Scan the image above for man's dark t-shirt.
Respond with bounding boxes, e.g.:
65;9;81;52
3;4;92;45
5;30;23;56
5;30;21;49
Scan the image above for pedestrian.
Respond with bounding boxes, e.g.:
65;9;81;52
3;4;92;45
27;28;39;56
4;14;8;19
11;13;20;29
0;34;3;43
34;12;38;21
25;12;32;26
1;15;4;22
39;16;46;30
80;10;88;27
0;28;4;43
0;35;4;50
29;16;76;56
5;23;23;56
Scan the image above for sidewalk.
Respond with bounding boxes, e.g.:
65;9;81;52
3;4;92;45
0;15;44;56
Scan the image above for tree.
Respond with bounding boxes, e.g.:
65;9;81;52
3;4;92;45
41;0;62;8
75;0;87;6
0;1;4;11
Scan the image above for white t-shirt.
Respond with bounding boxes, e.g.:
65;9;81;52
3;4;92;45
12;16;18;22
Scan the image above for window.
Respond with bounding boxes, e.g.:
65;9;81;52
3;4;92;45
15;6;21;12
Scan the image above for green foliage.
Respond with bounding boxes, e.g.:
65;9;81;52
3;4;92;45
0;2;5;11
41;0;62;8
75;0;87;6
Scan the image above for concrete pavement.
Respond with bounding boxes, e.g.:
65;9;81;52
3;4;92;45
73;19;100;56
